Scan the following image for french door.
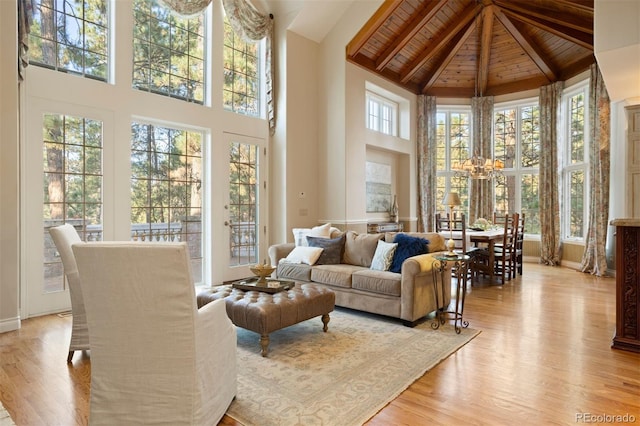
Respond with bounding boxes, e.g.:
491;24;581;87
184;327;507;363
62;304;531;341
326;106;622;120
212;133;267;283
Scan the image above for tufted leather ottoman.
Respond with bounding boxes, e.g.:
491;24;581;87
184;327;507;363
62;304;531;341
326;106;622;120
197;283;335;356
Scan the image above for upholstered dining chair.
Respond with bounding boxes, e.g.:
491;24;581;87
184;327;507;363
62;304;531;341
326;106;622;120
49;224;89;363
72;241;237;426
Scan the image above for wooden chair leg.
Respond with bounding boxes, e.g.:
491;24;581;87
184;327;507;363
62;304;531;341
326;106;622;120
67;350;74;363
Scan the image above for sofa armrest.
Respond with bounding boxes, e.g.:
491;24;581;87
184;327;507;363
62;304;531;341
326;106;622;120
268;243;295;266
399;253;451;324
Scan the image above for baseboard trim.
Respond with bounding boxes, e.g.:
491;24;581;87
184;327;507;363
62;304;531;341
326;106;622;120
0;316;21;333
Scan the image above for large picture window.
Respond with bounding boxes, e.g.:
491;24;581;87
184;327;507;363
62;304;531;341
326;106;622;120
132;0;206;103
223;15;260;116
130;122;204;282
493;102;541;234
562;84;589;240
43;114;103;292
435;110;471;215
29;0;109;80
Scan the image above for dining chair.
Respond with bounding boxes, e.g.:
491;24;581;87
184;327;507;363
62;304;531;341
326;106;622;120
514;212;526;277
49;224;89;363
478;212;519;285
72;241;237;425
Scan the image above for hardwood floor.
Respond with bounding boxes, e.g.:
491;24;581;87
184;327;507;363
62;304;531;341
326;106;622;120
1;264;638;425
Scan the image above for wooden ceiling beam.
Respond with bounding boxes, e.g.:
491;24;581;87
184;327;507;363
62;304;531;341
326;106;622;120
500;8;593;50
346;0;404;58
375;1;446;71
477;5;495;95
494;0;593;34
494;8;556;82
400;2;482;84
558;54;595;80
421;19;476;94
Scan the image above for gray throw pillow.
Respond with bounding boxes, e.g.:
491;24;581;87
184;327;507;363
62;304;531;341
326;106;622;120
306;234;346;265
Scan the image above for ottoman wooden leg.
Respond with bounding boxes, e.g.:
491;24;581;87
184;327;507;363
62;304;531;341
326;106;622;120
321;313;330;332
260;334;270;357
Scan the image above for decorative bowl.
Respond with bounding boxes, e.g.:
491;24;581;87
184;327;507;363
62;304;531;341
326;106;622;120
250;264;276;284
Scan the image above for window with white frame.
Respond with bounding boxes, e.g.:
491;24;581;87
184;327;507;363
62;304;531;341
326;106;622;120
435;109;471;216
366;91;398;136
223;15;261;116
493;101;541;234
561;83;589;240
130;122;204;282
132;0;206;104
29;0;109;81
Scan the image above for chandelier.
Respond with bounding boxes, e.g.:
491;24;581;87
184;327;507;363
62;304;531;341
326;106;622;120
451;152;504;180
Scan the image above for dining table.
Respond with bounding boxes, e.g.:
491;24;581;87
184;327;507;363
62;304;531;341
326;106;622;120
439;228;505;283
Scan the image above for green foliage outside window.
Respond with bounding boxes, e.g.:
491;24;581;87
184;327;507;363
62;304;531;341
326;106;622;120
29;0;109;80
223;16;259;116
132;0;206;103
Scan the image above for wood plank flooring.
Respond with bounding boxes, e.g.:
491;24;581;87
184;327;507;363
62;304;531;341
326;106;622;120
1;264;638;425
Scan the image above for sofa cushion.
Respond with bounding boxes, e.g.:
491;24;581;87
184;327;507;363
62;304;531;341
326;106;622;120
352;270;401;296
292;223;332;247
283;246;324;265
306;234;345;265
277;262;312;281
389;233;429;273
343;231;384;267
370;240;397;271
385;232;446;253
311;264;364;288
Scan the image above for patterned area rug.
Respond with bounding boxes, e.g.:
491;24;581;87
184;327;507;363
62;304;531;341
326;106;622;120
228;307;480;426
0;401;15;426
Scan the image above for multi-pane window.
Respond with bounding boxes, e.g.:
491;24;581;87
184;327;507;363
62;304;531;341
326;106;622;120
133;0;206;104
223;16;260;116
493;103;541;234
130;122;204;282
43;114;103;292
29;0;109;80
366;91;398;136
435;110;471;215
228;142;259;266
562;85;589;239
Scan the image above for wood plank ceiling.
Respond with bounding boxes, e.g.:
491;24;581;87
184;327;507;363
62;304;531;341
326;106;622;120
347;0;594;98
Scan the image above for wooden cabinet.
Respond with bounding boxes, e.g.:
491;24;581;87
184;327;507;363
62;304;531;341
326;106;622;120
611;219;640;353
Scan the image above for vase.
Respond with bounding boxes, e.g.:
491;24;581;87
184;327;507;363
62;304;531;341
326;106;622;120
390;195;399;223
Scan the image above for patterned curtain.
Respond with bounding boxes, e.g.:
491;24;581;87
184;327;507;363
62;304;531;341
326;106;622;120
158;0;213;17
223;0;276;135
538;81;564;265
417;95;437;232
18;0;35;81
469;96;494;224
580;64;610;276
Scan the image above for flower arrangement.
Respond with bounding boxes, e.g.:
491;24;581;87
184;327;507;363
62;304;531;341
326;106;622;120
473;217;491;230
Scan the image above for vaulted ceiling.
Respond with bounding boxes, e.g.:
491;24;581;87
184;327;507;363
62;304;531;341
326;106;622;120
346;0;594;98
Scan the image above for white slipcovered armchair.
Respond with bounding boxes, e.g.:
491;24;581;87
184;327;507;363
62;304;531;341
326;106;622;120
49;224;89;363
72;241;237;425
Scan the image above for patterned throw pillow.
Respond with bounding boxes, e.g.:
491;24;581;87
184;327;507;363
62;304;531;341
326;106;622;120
389;234;429;273
370;240;398;271
306;234;346;265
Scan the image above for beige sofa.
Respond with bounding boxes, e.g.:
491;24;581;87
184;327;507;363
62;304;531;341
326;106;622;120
268;230;451;327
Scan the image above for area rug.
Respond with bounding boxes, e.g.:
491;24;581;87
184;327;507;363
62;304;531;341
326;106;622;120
0;402;15;426
228;307;480;426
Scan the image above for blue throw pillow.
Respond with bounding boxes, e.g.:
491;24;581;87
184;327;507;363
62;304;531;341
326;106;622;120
389;234;429;273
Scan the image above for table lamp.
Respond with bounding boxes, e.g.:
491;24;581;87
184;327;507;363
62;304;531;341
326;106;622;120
442;192;461;256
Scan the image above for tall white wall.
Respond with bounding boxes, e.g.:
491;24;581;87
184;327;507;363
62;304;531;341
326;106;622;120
317;0;383;229
0;1;21;332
